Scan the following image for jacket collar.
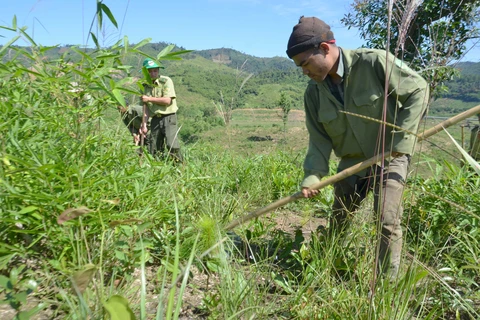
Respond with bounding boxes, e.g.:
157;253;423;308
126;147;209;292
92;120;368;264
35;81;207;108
340;48;360;78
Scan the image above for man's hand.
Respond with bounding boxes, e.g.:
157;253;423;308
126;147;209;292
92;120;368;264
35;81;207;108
141;95;151;103
139;121;148;136
301;187;319;198
133;133;141;146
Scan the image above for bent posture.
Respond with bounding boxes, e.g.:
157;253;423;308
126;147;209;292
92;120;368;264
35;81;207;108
286;16;429;279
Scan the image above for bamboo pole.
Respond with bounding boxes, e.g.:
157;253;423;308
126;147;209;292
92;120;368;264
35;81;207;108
225;104;480;231
140;103;147;150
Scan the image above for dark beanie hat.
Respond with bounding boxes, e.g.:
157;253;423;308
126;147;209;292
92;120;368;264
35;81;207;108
286;16;335;58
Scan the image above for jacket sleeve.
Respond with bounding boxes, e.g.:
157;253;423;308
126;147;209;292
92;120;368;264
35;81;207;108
376;54;429;154
302;86;333;187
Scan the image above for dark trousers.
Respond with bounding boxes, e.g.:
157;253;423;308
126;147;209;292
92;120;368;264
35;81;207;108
121;106;183;162
149;114;183;162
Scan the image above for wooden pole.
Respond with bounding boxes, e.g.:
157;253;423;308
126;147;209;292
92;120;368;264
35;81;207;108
225;104;480;230
140;103;147;149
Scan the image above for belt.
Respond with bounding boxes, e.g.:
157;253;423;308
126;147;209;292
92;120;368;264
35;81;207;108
153;113;174;118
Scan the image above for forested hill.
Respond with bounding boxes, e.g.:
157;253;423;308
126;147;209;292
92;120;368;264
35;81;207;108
8;41;480;115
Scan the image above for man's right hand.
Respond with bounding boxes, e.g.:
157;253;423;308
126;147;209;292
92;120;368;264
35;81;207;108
133;133;141;146
301;187;319;198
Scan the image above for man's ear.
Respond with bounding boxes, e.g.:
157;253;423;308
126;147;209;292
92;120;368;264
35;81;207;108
319;42;330;54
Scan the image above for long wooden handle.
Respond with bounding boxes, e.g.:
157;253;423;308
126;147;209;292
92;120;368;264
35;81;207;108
140;103;147;148
225;105;480;230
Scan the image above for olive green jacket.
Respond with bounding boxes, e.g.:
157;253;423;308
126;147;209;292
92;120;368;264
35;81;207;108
144;75;178;115
302;48;429;187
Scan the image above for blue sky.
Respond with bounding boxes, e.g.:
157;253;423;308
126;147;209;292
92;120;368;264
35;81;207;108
1;0;479;61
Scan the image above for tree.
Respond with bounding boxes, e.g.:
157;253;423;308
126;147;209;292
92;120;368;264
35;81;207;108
342;0;480;96
277;92;292;142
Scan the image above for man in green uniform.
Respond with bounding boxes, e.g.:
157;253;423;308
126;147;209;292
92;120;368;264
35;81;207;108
120;58;183;162
469;114;480;161
286;16;429;279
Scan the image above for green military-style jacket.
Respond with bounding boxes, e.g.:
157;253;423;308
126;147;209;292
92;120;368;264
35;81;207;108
144;75;178;115
302;48;429;187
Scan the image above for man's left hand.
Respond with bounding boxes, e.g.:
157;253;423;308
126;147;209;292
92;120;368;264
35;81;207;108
141;95;150;103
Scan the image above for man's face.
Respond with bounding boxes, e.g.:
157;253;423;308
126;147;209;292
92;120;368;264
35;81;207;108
148;67;159;79
292;45;331;82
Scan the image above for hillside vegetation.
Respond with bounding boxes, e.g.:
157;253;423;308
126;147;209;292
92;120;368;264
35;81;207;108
9;41;480;118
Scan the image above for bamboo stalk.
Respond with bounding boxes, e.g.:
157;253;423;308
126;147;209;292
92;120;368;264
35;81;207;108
225;104;480;230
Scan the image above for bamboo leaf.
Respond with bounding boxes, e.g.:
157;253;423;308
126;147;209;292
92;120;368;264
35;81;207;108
72;264;97;294
0;36;20;56
70;47;94;62
103;295;136;320
18;27;37;46
101;3;118;28
117;86;142;96
167;49;193;56
0;26;17;32
90;32;100;49
157;44;175;59
133;38;152;50
12;15;17;30
96;53;120;59
57;206;92;225
123;35;129;55
112;88;126;107
443;127;480;175
110;38;123;50
96;0;103;30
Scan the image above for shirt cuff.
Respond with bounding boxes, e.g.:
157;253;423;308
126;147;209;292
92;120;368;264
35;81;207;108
301;174;322;188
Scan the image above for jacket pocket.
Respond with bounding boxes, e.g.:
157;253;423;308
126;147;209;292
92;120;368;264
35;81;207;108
352;89;383;120
318;108;346;138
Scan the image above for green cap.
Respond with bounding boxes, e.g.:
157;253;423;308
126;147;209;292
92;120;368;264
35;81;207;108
143;58;160;69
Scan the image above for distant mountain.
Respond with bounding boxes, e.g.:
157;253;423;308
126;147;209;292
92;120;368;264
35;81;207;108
7;41;480;116
434;61;480;114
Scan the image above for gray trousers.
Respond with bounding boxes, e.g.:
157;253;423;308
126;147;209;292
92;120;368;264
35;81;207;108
330;155;409;279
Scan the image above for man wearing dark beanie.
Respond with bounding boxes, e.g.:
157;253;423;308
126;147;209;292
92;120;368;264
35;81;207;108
286;16;429;281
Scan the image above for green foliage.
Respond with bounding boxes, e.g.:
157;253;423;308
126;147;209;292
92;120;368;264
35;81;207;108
405;162;480;317
0;265;44;319
342;0;480;95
